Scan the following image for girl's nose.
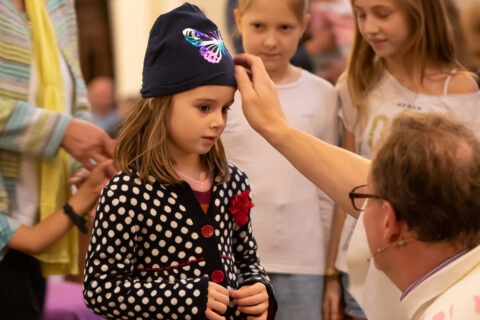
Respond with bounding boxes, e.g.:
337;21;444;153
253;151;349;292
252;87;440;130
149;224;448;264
263;31;278;49
211;110;226;129
363;16;380;35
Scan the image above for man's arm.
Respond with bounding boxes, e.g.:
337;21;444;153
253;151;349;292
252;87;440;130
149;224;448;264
233;54;369;215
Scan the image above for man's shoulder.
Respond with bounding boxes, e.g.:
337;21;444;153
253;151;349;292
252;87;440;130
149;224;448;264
421;263;480;320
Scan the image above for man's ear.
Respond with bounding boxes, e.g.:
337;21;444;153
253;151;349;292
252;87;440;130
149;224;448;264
233;9;242;34
381;201;404;244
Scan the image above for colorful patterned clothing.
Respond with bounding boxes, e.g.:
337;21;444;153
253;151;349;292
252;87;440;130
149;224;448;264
0;0;90;211
0;214;20;261
83;165;277;319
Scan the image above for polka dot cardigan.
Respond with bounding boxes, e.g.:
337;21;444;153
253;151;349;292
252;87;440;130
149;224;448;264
83;165;276;319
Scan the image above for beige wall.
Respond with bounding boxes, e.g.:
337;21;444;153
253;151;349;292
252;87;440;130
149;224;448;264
457;0;479;9
110;0;229;99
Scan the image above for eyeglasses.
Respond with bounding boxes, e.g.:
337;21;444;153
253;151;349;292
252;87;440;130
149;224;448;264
349;184;382;211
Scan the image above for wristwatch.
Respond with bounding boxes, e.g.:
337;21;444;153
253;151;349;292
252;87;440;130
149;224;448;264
63;202;88;234
324;268;341;280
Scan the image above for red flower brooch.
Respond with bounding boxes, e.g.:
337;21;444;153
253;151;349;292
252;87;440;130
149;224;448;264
230;190;254;227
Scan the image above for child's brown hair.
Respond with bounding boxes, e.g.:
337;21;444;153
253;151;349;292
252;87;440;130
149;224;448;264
114;97;230;184
346;0;465;130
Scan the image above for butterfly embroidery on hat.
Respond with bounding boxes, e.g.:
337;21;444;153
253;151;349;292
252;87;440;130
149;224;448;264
183;28;229;64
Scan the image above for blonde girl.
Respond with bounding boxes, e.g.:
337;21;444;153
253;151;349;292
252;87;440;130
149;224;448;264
83;4;276;320
222;0;339;319
327;0;480;319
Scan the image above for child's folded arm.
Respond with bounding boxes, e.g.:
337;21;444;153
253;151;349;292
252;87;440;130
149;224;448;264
232;185;278;319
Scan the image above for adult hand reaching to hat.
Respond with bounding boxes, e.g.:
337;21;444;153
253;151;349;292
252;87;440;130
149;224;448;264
61;118;117;176
234;53;369;214
234;54;288;144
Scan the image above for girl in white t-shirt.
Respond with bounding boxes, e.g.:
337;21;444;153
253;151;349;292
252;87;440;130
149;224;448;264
326;0;480;319
222;0;339;319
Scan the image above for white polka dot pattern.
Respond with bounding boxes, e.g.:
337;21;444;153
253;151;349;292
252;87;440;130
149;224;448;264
83;165;273;319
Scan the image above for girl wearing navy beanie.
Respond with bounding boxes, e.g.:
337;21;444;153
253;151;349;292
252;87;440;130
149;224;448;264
83;3;276;320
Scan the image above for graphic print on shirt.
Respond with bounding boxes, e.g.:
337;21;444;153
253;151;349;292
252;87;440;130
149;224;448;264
366;101;427;152
475;295;480;315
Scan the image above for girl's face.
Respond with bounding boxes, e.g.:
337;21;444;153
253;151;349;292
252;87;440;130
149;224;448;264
234;0;307;75
353;0;411;62
167;85;234;163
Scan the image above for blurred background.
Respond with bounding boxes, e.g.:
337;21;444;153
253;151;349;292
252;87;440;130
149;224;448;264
80;0;479;120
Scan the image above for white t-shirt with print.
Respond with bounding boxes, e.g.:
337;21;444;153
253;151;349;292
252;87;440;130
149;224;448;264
338;71;480;158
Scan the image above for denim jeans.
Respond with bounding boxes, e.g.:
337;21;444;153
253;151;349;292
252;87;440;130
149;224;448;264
268;273;324;320
341;272;367;318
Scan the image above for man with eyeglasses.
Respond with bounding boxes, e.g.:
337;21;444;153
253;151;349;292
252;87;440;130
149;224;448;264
233;54;480;320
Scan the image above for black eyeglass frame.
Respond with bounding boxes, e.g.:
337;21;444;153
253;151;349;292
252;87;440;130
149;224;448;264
348;184;382;211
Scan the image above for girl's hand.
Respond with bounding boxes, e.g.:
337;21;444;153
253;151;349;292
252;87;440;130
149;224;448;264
205;282;230;320
70;160;114;215
80;160;115;196
68;167;91;188
230;282;269;320
322;278;344;320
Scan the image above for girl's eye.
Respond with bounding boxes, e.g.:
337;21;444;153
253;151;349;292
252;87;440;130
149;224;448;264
356;12;366;19
373;7;393;19
280;25;292;31
222;106;231;113
252;23;262;29
377;12;391;19
354;9;366;19
198;105;209;112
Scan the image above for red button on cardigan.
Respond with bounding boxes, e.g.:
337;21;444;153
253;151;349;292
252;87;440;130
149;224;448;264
201;225;214;238
211;270;225;283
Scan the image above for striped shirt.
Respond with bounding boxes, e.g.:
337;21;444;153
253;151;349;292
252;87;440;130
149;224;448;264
0;214;20;261
0;0;90;215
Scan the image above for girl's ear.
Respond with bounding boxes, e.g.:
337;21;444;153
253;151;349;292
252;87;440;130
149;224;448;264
301;13;311;34
233;9;243;34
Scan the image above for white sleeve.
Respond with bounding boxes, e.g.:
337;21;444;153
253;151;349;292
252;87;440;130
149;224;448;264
318;85;340;146
336;74;357;132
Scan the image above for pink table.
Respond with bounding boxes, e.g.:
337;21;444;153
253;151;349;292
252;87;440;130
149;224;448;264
43;280;104;320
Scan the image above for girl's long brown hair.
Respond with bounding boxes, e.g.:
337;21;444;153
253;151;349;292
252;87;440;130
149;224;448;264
346;0;464;130
115;97;230;184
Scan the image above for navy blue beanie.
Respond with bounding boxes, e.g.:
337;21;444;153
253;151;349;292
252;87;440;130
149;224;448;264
140;3;236;98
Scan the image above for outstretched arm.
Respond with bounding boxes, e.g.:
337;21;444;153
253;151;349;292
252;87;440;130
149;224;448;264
234;54;369;216
7;160;113;254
